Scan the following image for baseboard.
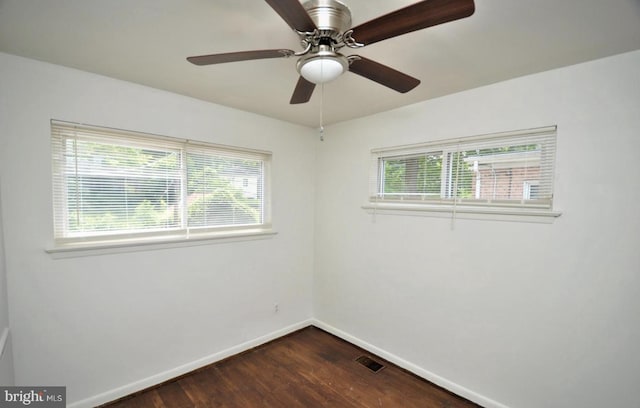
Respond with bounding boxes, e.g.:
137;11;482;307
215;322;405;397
69;318;509;408
68;319;314;408
311;319;511;408
0;327;8;359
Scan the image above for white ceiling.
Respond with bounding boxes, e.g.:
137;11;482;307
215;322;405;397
1;0;639;127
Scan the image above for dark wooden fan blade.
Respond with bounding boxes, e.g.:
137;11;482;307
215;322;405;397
290;76;316;104
264;0;317;33
349;0;475;46
187;49;294;66
348;56;420;93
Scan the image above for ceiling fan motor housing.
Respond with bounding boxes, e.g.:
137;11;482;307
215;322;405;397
303;0;352;40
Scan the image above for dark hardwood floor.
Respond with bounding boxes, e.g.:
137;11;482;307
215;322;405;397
101;326;481;407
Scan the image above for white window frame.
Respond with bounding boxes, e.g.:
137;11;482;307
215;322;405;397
364;126;561;223
48;120;274;255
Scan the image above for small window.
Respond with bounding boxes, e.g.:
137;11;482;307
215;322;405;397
51;120;271;246
370;126;557;211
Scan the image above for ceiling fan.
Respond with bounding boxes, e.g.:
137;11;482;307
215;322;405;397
187;0;475;104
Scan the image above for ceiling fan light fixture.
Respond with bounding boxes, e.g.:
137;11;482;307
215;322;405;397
297;46;348;84
300;57;346;84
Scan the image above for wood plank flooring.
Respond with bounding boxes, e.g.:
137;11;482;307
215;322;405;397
101;326;481;407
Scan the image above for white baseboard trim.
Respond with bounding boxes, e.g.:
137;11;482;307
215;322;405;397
0;327;8;359
311;319;511;408
68;319;314;408
69;319;509;408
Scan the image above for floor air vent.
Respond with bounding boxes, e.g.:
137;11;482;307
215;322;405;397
355;356;385;373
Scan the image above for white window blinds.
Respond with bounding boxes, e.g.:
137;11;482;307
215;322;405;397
370;126;557;209
51;120;271;244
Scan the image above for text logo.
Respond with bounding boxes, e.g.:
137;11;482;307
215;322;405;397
0;387;65;407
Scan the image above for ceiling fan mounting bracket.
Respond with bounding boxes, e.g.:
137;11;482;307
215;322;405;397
292;42;313;56
342;30;364;48
346;55;361;65
278;49;296;57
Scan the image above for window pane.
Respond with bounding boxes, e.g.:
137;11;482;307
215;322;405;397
381;152;442;199
460;144;541;201
187;152;263;228
64;138;182;235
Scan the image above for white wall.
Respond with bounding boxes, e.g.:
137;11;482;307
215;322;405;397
0;52;316;405
0;183;15;386
314;50;640;408
2;48;639;408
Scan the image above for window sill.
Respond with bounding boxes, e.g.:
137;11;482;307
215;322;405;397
45;228;277;259
362;202;561;224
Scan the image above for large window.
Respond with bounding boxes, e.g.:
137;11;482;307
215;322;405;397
51;121;271;246
369;126;557;212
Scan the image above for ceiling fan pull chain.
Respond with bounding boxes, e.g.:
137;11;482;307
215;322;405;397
318;56;324;142
319;81;325;141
